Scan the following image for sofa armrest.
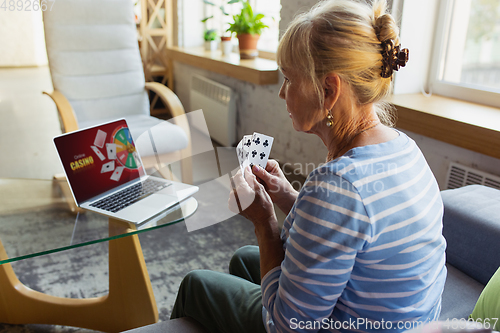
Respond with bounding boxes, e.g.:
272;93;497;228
441;185;500;285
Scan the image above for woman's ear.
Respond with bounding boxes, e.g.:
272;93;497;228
323;74;341;111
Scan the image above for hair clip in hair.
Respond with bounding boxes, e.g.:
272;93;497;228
380;39;409;78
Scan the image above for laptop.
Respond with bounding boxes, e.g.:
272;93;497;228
53;119;199;224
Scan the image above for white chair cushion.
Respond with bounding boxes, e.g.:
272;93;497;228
51;71;147;102
79;115;189;156
44;24;140;53
43;0;148;122
70;92;149;124
49;49;143;77
42;0;137;26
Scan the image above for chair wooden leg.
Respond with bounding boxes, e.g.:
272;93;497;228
0;219;158;332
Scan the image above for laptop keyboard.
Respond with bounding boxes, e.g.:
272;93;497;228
90;178;172;213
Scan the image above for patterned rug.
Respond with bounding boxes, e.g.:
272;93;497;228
0;180;258;333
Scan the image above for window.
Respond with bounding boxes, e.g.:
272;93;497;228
429;0;500;107
203;0;281;53
252;0;281;52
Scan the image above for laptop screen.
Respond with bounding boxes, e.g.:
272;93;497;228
53;119;144;204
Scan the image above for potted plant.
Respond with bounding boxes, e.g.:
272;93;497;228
226;0;268;59
219;34;233;55
204;29;219;51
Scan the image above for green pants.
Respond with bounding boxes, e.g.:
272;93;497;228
171;245;267;333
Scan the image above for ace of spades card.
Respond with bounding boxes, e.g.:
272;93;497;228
236;132;273;173
101;161;115;173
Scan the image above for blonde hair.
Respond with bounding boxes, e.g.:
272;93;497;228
277;0;400;127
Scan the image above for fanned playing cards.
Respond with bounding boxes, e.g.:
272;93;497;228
236;132;274;173
89;129;143;182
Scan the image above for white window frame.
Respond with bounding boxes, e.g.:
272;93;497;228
428;0;500;108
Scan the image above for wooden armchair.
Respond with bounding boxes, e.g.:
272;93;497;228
42;0;192;211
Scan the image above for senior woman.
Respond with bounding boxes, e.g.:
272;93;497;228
171;0;447;332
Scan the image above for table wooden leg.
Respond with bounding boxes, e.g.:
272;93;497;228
0;218;158;332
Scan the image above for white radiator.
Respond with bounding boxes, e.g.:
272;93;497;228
445;162;500;190
190;75;237;146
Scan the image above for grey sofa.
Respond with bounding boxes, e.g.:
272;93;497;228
439;185;500;320
124;185;500;332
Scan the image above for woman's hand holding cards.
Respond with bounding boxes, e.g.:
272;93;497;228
252;160;299;216
228;166;277;230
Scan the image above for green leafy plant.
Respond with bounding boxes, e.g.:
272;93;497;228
204;29;218;41
201;0;230;23
226;0;268;35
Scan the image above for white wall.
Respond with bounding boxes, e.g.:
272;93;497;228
0;10;48;67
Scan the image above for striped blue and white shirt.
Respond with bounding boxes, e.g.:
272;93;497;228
261;130;447;333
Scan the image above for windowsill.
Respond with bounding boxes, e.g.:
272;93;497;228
166;46;279;85
387;93;500;159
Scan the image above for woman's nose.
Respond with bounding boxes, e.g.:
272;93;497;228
278;84;285;100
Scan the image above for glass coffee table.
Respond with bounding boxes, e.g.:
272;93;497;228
0;177;198;332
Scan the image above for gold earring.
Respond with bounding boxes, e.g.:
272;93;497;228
326;111;333;127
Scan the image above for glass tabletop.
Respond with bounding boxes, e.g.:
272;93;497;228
0;178;198;265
